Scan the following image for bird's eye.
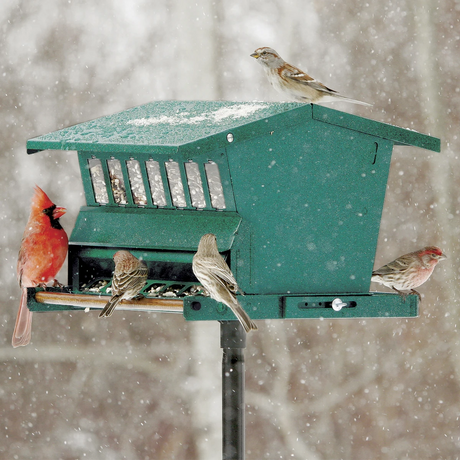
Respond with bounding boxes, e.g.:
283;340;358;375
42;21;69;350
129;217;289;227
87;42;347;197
261;51;267;55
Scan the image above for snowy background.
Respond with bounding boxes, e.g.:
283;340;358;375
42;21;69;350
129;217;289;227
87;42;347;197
1;0;459;459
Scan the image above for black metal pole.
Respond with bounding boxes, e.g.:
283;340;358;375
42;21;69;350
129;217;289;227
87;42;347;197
220;321;246;460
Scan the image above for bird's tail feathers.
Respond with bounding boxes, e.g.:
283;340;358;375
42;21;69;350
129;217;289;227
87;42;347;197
319;94;372;106
99;295;122;318
12;288;33;347
230;298;258;333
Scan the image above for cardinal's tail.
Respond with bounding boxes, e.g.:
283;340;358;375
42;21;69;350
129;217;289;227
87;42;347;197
12;288;33;347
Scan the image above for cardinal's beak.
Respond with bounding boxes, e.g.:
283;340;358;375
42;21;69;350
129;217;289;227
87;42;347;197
53;206;67;219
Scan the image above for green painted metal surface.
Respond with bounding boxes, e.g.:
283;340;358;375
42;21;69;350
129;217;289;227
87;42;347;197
25;101;441;319
183;293;418;320
71;207;241;249
311;105;440;151
227;123;394;294
27;101;306;154
27;287;417;319
27;101;440;154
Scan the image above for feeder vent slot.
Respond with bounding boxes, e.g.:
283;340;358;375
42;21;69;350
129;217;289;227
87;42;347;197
205;161;226;210
107;158;128;204
185;161;206;208
84;153;235;211
165;160;187;208
88;158;109;204
127;159;148;206
145;160;167;207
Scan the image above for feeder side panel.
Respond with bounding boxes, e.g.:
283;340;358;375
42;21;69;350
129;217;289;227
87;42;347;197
312;104;441;152
227;118;394;295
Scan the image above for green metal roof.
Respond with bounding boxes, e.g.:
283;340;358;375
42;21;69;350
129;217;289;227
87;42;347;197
26;101;440;154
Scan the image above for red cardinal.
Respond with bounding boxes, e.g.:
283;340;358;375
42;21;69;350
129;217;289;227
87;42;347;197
13;186;68;347
371;246;446;301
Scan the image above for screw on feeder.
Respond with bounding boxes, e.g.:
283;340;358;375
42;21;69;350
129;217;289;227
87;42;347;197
226;133;234;143
332;298;347;311
191;301;202;311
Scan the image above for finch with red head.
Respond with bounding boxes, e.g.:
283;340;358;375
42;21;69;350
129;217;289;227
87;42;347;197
371;246;446;301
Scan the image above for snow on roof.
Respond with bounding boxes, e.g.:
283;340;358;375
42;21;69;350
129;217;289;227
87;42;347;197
127;103;269;127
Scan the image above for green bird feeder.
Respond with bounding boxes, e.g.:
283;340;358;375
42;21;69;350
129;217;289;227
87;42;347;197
26;101;440;319
25;101;440;460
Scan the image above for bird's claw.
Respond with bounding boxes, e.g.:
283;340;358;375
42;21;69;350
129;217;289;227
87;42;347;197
410;290;422;302
393;288;421;303
393;288;407;303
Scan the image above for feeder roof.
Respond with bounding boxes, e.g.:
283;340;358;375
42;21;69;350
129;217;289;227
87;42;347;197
27;101;440;154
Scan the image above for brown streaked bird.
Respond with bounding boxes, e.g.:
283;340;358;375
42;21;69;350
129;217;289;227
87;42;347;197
251;46;371;106
371;246;446;301
99;251;148;318
192;233;257;333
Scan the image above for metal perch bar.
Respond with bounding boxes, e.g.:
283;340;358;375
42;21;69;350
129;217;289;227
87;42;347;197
34;291;184;313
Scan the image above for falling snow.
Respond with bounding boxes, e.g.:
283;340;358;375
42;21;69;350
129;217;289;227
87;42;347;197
1;1;459;459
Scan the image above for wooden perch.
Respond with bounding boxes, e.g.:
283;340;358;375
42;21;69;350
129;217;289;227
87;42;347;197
34;291;184;314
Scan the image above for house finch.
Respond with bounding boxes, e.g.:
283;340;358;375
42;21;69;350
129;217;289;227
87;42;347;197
99;250;148;318
251;47;371;106
13;186;68;347
192;233;257;333
371;246;446;301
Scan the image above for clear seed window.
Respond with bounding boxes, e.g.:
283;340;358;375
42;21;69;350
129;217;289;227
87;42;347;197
127;159;147;206
86;155;229;210
107;158;127;204
185;161;206;208
205;161;226;210
145;160;167;207
88;158;109;204
165;160;187;208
